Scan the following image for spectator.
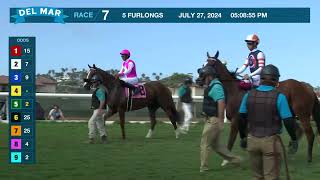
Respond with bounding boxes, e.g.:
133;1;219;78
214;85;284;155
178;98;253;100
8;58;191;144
48;105;65;120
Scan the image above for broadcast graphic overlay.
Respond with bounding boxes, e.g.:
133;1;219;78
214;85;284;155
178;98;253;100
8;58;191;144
8;37;36;164
10;7;310;23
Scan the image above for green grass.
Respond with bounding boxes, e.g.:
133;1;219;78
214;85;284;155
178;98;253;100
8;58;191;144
0;121;320;180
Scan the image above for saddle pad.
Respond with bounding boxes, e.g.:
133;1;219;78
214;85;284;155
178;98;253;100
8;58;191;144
124;84;147;98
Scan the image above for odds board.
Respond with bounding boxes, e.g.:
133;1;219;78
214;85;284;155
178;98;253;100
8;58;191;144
8;37;36;164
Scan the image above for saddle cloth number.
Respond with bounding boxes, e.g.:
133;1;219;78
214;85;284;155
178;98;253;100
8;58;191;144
137;85;146;96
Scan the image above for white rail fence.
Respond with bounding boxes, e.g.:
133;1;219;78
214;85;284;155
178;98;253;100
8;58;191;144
0;92;204;121
1;92;319;123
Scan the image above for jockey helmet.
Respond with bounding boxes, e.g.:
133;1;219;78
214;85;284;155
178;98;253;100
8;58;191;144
120;49;131;57
245;34;260;44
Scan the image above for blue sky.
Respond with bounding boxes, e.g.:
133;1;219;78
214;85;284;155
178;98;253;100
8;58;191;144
1;0;319;86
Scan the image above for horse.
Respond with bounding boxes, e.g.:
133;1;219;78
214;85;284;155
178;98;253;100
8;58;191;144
83;64;183;140
196;51;320;162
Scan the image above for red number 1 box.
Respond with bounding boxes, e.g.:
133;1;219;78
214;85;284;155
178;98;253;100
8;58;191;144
10;45;22;56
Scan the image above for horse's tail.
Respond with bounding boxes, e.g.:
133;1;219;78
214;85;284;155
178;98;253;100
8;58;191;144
313;95;320;138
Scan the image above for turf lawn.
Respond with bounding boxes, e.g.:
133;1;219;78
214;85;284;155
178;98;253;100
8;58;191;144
0;121;320;180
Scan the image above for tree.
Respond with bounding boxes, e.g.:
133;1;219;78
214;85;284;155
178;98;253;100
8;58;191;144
161;73;191;87
152;72;162;81
141;73;146;78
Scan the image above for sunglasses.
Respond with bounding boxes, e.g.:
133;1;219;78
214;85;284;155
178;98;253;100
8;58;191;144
246;41;254;45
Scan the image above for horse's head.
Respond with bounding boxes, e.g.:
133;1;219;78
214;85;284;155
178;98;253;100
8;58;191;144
196;51;236;86
83;64;115;90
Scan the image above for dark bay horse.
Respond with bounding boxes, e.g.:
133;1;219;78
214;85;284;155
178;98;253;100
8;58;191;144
197;51;320;162
83;64;183;140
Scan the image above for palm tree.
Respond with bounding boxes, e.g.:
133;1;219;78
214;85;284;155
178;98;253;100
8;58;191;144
145;76;151;82
152;72;162;81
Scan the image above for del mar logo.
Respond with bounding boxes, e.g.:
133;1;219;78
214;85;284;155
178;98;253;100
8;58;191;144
11;7;68;24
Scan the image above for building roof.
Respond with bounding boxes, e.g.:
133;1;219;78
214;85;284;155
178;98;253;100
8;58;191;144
0;76;8;85
36;76;57;85
0;75;57;86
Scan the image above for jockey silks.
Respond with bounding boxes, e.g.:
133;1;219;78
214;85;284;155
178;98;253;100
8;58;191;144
248;50;264;73
119;59;137;78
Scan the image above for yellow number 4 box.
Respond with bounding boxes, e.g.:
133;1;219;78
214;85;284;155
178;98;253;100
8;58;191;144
11;86;22;96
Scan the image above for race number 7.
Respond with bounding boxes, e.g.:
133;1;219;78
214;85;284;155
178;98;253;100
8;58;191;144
102;10;110;20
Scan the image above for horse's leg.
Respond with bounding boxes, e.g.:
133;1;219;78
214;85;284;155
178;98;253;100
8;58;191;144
146;106;159;138
161;106;181;139
227;116;239;151
119;111;126;140
295;118;304;141
300;115;315;162
103;107;117;122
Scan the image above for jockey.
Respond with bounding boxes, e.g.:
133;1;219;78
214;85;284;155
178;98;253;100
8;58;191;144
116;49;140;94
236;34;266;87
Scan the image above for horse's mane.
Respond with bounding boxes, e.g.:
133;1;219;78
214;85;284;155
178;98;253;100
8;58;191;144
207;59;238;81
229;70;238;79
95;67;115;81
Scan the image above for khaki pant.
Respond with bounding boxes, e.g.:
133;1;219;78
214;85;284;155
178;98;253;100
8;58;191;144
247;135;282;180
88;109;107;139
200;117;240;170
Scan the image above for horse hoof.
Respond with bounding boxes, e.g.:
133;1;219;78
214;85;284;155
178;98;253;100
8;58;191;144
179;128;188;134
146;134;152;138
175;130;180;139
221;160;229;167
145;130;153;138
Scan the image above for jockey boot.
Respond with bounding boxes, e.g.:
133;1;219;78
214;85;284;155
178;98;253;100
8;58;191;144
121;81;140;94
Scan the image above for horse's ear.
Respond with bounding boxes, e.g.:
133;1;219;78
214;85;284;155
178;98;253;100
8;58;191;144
88;64;92;68
93;64;96;69
214;51;219;59
207;52;210;58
